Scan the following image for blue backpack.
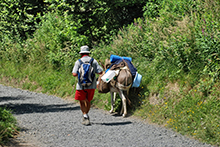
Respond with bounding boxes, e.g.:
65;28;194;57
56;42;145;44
78;58;95;87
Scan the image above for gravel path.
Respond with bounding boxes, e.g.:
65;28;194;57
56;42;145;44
0;84;213;147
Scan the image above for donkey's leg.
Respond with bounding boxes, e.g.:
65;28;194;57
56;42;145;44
120;103;124;116
110;92;116;113
118;90;127;117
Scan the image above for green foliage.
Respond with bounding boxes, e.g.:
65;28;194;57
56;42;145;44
143;0;201;19
0;0;146;45
0;0;46;39
0;0;220;146
44;0;147;45
32;12;88;70
136;82;220;145
143;0;161;18
0;108;18;145
93;0;220;145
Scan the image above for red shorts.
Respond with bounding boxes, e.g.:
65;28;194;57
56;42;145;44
74;89;95;102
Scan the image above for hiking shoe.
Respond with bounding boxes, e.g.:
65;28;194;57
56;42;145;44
82;117;90;126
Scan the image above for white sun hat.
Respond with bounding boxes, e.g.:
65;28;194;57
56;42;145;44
79;45;91;54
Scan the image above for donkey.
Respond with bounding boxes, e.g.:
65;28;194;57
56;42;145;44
98;59;133;117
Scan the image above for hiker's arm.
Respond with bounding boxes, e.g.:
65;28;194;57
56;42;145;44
72;60;80;77
72;73;78;77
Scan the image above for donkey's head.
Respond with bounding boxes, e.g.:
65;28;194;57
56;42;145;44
104;59;111;70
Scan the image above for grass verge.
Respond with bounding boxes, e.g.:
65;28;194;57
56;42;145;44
0;61;219;146
0;107;18;145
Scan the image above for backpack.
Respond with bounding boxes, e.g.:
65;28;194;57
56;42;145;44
77;58;95;88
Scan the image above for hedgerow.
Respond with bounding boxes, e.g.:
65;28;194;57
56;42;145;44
0;0;219;145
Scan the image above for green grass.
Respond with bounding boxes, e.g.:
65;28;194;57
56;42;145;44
0;60;219;146
0;0;219;146
0;107;18;145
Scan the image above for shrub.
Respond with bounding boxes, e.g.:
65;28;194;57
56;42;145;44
0;107;18;145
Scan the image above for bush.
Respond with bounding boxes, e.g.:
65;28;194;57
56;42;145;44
28;12;89;71
0;0;45;39
0;0;219;146
0;107;18;145
92;0;220;145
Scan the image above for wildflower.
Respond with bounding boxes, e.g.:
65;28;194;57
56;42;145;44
203;19;206;24
208;59;212;62
198;101;203;105
192;133;197;135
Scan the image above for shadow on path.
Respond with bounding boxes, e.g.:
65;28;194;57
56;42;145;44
0;95;30;102
0;96;80;114
92;121;132;126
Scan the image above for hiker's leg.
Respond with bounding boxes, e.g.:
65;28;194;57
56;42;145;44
76;90;89;114
79;100;91;114
80;100;90;125
78;89;94;116
84;89;94;114
85;100;91;114
79;100;87;115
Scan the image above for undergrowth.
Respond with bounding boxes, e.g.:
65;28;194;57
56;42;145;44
0;0;219;146
0;107;18;145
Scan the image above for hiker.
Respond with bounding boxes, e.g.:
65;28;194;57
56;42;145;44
72;45;103;125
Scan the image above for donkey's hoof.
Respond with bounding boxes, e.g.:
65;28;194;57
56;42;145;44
122;114;127;118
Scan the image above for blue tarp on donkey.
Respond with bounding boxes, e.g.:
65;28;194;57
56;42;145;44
109;55;142;87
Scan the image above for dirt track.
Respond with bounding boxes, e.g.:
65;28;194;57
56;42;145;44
0;84;213;147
